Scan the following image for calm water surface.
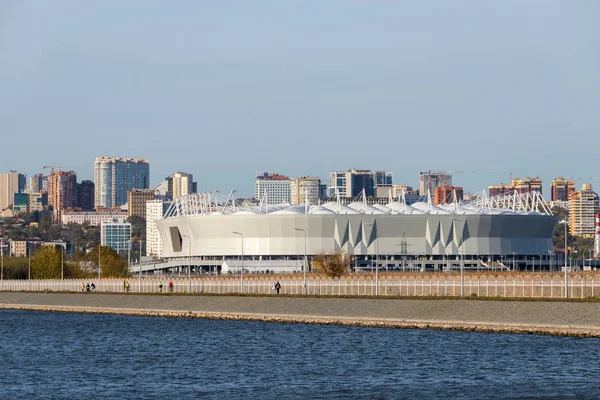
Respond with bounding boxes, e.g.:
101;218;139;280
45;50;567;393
1;310;599;399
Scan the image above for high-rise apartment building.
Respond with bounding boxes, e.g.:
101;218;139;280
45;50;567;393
0;171;26;210
290;176;321;205
255;172;291;204
569;184;599;238
419;171;452;195
511;177;542;195
146;199;171;257
28;174;46;193
128;189;156;218
329;169;393;198
489;177;542;197
101;218;132;253
77;180;95;211
551;177;575;202
48;171;77;217
166;172;196;200
434;186;464;206
94;156;150;208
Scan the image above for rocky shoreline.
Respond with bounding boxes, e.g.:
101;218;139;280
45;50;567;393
3;292;600;338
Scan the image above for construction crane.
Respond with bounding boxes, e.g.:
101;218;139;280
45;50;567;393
42;165;63;174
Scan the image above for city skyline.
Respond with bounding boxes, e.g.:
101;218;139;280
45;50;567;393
1;2;599;197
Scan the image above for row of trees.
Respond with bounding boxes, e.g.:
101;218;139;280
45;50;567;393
1;246;129;280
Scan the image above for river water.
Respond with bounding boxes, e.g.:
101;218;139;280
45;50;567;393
1;310;599;399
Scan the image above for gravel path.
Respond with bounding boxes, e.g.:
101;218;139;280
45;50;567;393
2;292;600;337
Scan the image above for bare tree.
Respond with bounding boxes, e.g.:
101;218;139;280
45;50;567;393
312;251;351;278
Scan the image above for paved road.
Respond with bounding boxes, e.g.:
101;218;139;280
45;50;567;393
2;292;600;337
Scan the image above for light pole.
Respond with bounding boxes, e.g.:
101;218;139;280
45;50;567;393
98;245;101;281
451;218;464;297
61;244;64;280
181;234;192;293
1;237;4;285
559;219;568;298
28;241;31;281
366;222;379;296
294;228;308;295
232;231;244;294
138;240;142;292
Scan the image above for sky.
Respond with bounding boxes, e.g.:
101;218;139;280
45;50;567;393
1;1;599;197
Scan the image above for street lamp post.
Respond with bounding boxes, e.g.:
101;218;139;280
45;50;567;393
181;235;192;293
28;242;31;281
560;219;568;298
98;245;101;282
294;228;308;295
232;231;244;294
1;237;5;285
366;222;379;296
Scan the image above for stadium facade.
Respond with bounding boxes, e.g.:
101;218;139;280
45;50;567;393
154;191;558;272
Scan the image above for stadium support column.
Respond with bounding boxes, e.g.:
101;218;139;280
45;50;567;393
232;231;244;294
294;228;308;295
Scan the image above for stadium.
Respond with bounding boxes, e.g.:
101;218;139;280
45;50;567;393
154;190;558;273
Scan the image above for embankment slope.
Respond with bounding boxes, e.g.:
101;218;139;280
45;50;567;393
2;292;600;337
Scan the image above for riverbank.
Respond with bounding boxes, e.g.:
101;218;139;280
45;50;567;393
2;292;600;337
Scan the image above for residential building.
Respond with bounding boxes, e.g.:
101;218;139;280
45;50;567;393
128;189;156;218
28;174;46;193
146;200;171;257
551;177;575;202
13;193;29;213
101;218;132;253
9;239;43;257
511;177;543;195
434;186;464;206
375;184;415;198
62;210;128;226
77;180;95;211
290;176;321;205
15;191;47;213
166;172;196;200
48;171;78;221
94;156;150;208
419;171;452;195
329;169;393;198
28;192;47;212
489;183;512;197
489;177;543;197
255;172;291;204
569;183;599;238
0;171;26;211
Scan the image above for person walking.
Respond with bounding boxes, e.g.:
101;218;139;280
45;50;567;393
81;282;85;293
275;281;281;295
158;281;163;293
168;281;173;293
91;283;96;291
125;281;130;292
86;283;90;292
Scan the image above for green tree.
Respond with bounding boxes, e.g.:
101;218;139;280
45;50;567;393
91;245;129;278
31;246;61;279
2;257;28;279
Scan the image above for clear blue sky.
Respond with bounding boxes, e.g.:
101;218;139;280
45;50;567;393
1;1;599;197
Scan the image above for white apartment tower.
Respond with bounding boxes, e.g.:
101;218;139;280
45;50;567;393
255;172;291;205
146;200;171;257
